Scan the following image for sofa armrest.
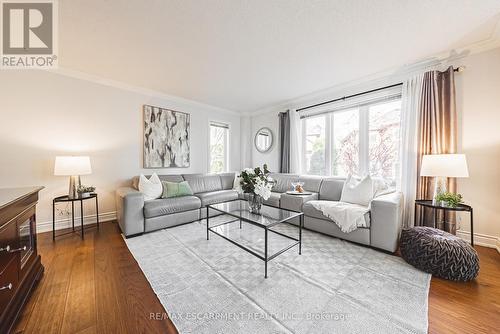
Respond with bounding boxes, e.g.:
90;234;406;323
370;191;404;252
115;187;145;237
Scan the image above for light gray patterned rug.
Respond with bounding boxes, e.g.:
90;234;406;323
125;216;431;334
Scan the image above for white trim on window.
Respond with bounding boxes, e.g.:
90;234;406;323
300;86;402;119
208;121;230;173
301;87;403;179
359;106;370;175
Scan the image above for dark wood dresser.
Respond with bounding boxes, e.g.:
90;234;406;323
0;187;44;333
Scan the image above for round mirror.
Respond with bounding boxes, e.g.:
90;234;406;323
254;127;273;153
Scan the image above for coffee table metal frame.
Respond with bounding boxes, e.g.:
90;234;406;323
206;199;303;278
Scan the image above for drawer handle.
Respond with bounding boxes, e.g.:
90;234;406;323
0;245;27;253
0;283;13;291
8;246;27;253
0;245;11;252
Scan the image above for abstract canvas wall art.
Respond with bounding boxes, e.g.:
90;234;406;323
143;105;190;168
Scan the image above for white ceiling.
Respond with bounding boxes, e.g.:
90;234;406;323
59;0;500;113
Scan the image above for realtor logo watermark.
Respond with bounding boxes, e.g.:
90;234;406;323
1;0;58;68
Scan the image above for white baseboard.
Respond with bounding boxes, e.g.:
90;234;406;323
456;230;500;253
36;211;117;234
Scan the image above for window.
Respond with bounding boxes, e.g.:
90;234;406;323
368;100;401;180
304;115;326;175
332;108;359;176
301;87;402;184
209;122;229;173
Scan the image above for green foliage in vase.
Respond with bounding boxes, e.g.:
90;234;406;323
77;185;96;194
435;192;463;207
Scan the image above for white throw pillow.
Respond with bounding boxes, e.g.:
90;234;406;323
233;175;243;193
138;173;162;201
340;175;374;207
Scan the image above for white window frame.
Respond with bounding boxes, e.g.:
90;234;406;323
208;121;230;173
300;88;402;178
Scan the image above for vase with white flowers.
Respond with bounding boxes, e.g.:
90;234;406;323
235;164;273;214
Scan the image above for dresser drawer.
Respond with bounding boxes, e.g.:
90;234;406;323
0;258;19;312
0;221;19;271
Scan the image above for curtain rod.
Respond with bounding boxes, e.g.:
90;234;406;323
295;66;463;112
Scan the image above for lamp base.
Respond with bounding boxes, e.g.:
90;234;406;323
68;175;81;199
432;176;447;205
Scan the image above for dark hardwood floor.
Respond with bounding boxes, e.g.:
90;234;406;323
13;221;177;334
13;221;499;334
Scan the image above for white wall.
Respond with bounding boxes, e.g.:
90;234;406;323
249;47;500;249
455;47;500;248
251;112;280;172
0;70;241;230
239;115;253;169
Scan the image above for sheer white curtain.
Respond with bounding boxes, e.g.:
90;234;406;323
399;74;424;227
289;109;302;174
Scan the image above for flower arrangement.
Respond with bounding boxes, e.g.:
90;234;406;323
235;164;273;213
236;164;273;199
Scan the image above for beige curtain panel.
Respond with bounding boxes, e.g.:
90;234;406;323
416;66;458;231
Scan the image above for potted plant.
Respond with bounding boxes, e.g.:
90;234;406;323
235;164;273;214
435;192;463;208
77;185;96;198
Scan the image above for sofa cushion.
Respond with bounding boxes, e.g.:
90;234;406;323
196;190;238;207
161;181;193;198
138;173;163;200
144;196;201;218
319;178;345;201
269;173;299;193
183;174;223;194
181;173;204;177
340;175;374;206
298;175;324;193
263;192;281;207
132;174;184;190
302;201;370;227
219;172;236;190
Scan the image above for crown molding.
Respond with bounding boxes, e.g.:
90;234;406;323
45;67;241;116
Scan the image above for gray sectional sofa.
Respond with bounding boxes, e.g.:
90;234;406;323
115;173;238;237
115;172;403;252
262;173;403;252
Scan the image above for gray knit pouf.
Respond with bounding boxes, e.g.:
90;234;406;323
400;227;479;281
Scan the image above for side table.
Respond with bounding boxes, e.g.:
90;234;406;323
414;199;474;246
52;193;99;240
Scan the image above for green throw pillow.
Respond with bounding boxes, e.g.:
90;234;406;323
162;181;193;198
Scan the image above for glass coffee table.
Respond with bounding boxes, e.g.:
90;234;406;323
206;199;303;278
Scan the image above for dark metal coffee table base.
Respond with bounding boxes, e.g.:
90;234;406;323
206;206;303;278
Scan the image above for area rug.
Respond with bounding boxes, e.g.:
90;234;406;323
125;216;431;334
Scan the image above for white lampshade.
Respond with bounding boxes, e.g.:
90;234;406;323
54;156;92;176
420;154;469;177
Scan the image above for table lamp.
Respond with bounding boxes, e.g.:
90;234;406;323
420;154;469;204
54;156;92;199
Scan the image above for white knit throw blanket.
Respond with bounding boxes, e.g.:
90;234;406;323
310;201;370;233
